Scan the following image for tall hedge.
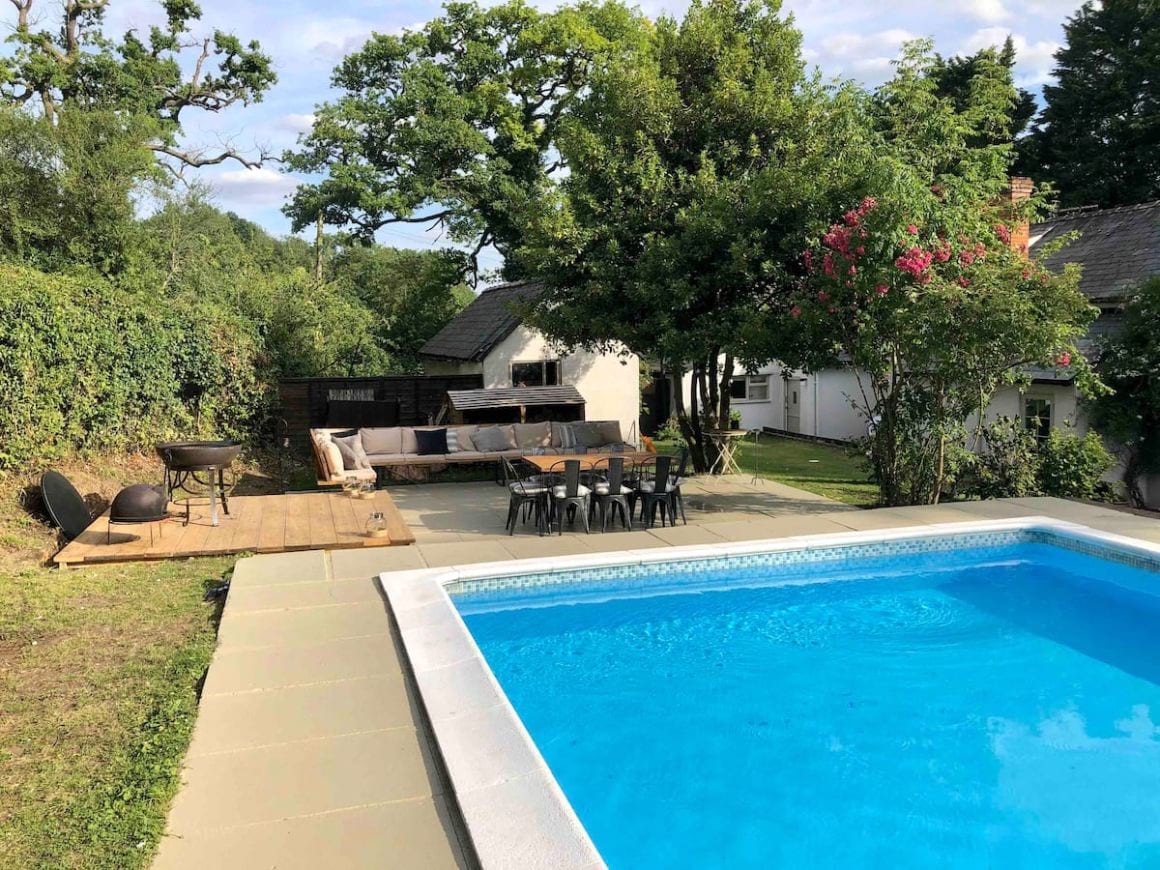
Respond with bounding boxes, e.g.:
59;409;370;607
0;264;269;470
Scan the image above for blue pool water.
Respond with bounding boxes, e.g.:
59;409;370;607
456;541;1160;868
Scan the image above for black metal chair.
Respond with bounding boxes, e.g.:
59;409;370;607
501;457;549;535
635;455;676;528
589;456;632;531
546;459;590;534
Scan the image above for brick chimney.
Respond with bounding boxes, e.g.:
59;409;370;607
1004;176;1033;253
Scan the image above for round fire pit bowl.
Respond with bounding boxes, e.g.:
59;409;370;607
156;440;242;527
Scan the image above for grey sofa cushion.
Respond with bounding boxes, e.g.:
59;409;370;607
334;432;371;470
595;420;623;445
446;426;476;452
553;422;576;450
571;421;605;449
361;427;402;455
513;421;552;449
473;425;518;452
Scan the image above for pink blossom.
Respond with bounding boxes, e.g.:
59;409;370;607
803;249;814;271
906;224;919;235
930;183;944;198
855;245;866;256
958;276;971;287
860;196;878;212
959;250;976;267
822;253;837;278
848;264;857;276
875;284;889;296
817;290;830;302
822;226;852;254
894;246;934;278
1056;351;1072;367
933;242;952;263
843;210;861;227
994;224;1011;244
790;305;802;319
1021;267;1032;279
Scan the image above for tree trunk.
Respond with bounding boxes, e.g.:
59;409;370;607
673;366;709;472
718;353;735;429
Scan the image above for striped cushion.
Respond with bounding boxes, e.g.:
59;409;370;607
446;428;460;452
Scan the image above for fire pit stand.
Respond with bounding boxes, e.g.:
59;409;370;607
157;441;242;527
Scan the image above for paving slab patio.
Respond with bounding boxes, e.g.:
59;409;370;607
155;489;1160;869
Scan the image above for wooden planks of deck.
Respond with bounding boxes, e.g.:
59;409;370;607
53;491;415;567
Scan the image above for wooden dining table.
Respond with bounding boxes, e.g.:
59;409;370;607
519;452;657;473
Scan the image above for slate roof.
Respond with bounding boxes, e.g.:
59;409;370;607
419;280;544;362
1030;201;1160;304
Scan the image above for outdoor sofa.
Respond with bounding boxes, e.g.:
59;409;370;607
311;420;635;486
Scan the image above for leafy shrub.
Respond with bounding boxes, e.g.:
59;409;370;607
1037;429;1115;499
0;264;269;470
961;417;1041;500
656;415;683;442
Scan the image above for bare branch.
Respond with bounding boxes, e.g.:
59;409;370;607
151;142;273;171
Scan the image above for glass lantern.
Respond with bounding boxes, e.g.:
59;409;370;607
358;480;376;499
365;511;389;538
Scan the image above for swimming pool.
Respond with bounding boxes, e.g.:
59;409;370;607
385;520;1160;868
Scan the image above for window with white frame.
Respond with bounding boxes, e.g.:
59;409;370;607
730;374;770;402
511;359;560;387
1023;395;1053;441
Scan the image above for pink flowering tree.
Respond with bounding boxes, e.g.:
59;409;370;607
788;192;1099;505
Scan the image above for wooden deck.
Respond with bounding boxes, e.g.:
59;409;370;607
54;491;415;567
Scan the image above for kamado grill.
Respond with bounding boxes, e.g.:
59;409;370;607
157;440;241;526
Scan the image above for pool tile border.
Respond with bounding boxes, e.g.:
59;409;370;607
381;516;1160;870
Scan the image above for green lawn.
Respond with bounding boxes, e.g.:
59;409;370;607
0;556;235;869
658;433;880;507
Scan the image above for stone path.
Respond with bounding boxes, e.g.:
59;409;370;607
154;487;1160;868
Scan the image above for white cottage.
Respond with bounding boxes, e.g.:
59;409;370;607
419;280;641;440
687;199;1160;446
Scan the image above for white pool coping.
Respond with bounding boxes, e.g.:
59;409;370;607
379;516;1160;869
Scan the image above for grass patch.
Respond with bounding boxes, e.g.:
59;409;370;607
657;434;880;507
0;557;234;869
0;452;249;868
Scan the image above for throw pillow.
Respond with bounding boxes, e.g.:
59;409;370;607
596;420;623;445
473;426;517;452
319;440;344;478
334;432;371;470
361;427;402;455
513;421;552;449
572;421;604;449
555;423;575;450
414;428;448;456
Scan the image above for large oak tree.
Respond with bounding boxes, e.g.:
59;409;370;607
283;0;645;283
0;0;275;174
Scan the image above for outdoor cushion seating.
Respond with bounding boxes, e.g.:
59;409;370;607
333;432;371;469
312;420;633;486
552;482;591;498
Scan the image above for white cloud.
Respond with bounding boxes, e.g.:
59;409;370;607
815;29;918;76
210;167;300;206
963;0;1010;23
278;113;317;135
295;17;378;60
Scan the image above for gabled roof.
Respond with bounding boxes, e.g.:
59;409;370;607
419;280;544;362
1030;201;1160;304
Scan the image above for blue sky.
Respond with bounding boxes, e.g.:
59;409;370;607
89;0;1082;268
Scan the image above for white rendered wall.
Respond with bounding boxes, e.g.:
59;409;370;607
481;326;640;438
